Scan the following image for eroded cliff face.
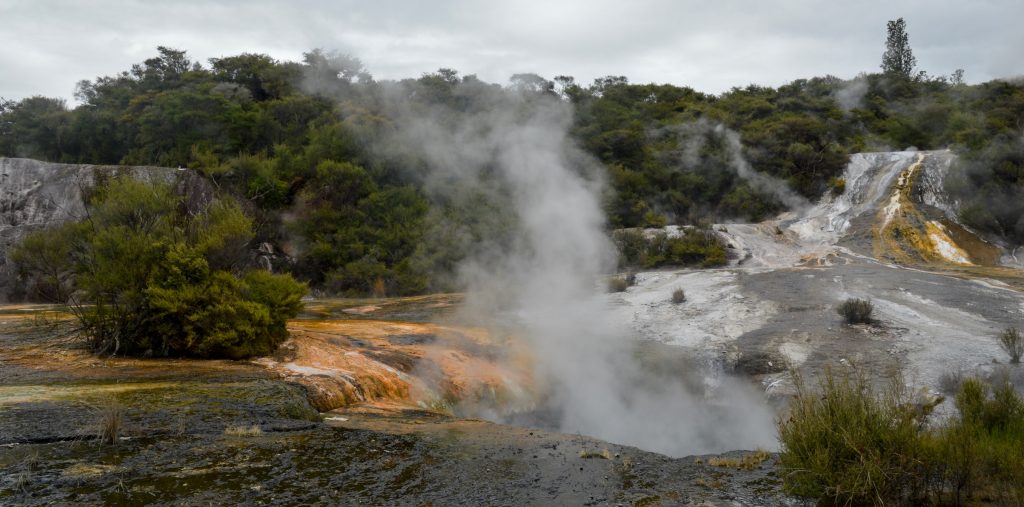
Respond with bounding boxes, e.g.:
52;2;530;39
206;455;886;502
0;157;214;301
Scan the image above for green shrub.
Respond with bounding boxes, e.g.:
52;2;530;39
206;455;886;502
613;228;728;270
828;177;846;196
780;370;1024;505
12;177;307;359
837;298;874;324
998;327;1023;364
778;370;928;504
939;377;1024;504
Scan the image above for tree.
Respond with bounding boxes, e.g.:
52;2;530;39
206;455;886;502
209;53;278;101
130;46;197;91
881;18;917;78
951;68;966;86
509;73;554;95
0;96;70;160
11;177;307;358
301;49;368;93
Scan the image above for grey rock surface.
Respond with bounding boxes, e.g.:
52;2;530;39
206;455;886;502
0;157;213;301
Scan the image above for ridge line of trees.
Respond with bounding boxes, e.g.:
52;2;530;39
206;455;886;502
2;19;1023;295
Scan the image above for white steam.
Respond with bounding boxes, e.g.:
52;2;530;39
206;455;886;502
834;75;869;111
672;119;810;212
388;87;776;456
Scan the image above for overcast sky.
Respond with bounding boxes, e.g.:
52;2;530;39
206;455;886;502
2;0;1022;103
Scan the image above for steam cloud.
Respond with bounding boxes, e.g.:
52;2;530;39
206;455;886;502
834;75;869;111
669;119;810;212
382;83;777;456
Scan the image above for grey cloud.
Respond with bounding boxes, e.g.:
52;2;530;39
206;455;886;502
2;1;1023;101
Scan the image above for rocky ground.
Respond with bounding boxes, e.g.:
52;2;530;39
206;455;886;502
612;151;1024;403
0;304;793;506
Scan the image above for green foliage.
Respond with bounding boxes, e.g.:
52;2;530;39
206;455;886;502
778;370;927;504
11;177;307;358
779;370;1024;505
613;228;727;269
827;177;846;196
837;298;874;324
5;45;1024;294
9;223;81;302
946;134;1024;246
881;18;917;78
0;96;69;160
293;160;430;296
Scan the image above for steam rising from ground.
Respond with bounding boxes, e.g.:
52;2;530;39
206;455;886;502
668;119;810;213
834;75;869;110
385;86;776;456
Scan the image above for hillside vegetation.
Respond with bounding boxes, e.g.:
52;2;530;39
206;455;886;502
2;41;1023;296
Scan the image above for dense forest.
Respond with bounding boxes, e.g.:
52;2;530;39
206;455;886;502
2;40;1023;296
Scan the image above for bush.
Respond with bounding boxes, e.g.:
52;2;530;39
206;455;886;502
780;370;1024;505
12;178;307;359
671;288;686;304
612;228;728;270
837;298;873;324
999;327;1023;364
939;377;1024;504
938;368;965;395
778;370;927;504
828;177;846;196
608;275;632;293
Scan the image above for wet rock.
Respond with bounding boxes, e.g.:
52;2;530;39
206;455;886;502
292;374;365;412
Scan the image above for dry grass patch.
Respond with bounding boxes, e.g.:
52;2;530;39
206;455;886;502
95;402;124;445
707;450;769;470
224;424;263;437
579;449;614;460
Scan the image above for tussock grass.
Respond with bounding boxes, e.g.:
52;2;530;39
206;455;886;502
96;402;124;445
836;298;873;324
671;288;686;304
12;472;30;494
998;327;1023;364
